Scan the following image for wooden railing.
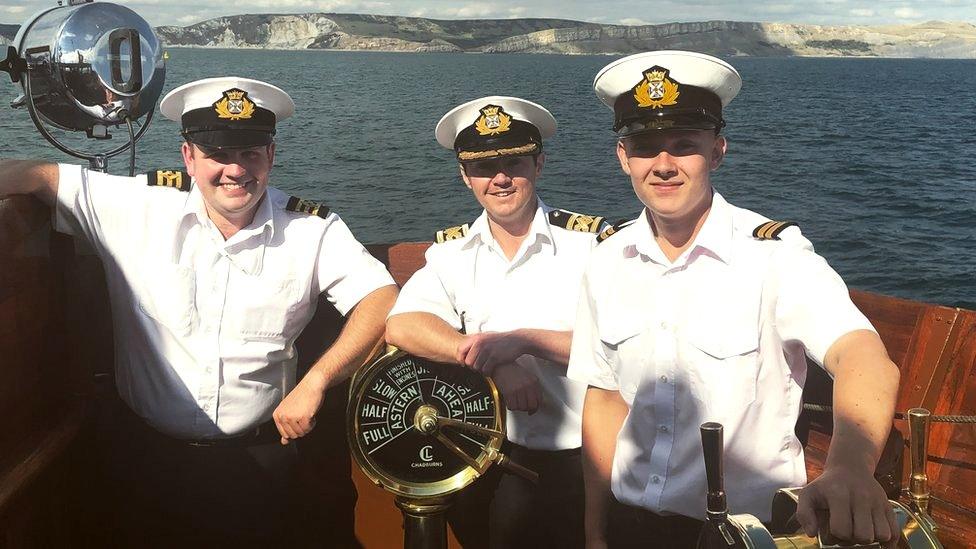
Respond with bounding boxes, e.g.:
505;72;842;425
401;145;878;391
1;202;974;547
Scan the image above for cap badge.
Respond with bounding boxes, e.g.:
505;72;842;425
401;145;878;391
474;105;512;136
213;88;256;120
634;67;680;109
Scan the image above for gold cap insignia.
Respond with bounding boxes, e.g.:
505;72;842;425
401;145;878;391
474;105;512;136
634;67;680;109
213;88;256;120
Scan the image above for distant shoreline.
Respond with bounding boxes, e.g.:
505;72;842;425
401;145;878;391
5;15;976;59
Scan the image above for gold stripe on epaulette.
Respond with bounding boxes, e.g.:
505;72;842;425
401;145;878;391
286;196;330;219
596;219;636;243
548;209;606;233
146;170;191;191
435;223;469;243
567;213;605;233
752;220;797;240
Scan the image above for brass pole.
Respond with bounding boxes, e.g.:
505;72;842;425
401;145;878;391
908;407;932;516
396;497;451;549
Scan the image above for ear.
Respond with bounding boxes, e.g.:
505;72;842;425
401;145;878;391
181;142;196;177
458;163;472;190
535;152;546;178
710;135;727;171
267;142;276;171
615;140;632;176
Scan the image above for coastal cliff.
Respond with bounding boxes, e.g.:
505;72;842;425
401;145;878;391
2;15;975;57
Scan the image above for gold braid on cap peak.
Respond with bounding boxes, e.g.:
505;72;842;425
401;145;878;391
458;143;539;162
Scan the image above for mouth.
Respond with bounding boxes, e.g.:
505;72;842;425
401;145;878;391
489;190;516;198
650;181;682;191
216;180;254;193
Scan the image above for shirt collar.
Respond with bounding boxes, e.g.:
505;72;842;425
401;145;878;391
689;191;733;264
464;197;554;256
178;183;275;275
630;190;733;266
180;184;275;240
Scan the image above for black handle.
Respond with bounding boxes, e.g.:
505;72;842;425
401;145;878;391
108;28;142;93
700;422;726;514
0;46;27;83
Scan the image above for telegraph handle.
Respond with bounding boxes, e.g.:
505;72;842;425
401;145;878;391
700;422;727;517
698;422;738;548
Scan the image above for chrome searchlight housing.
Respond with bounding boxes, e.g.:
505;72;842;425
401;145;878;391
1;0;165;172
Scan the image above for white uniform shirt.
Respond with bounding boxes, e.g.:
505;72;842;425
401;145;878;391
55;164;394;439
567;192;875;521
390;200;596;450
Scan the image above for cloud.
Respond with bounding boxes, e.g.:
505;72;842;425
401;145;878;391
0;5;26;14
619;17;651;26
849;8;874;17
893;7;922;19
453;3;498;18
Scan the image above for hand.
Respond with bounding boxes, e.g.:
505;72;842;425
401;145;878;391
796;466;899;547
456;331;526;376
272;372;327;445
491;363;541;414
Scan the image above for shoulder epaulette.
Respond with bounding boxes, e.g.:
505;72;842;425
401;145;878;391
596;218;637;243
145;169;191;192
285;196;330;219
547;209;605;233
752;220;798;241
434;223;470;244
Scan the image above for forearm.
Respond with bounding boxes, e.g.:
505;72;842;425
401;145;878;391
824;330;900;474
511;328;572;368
0;160;59;205
582;386;628;542
304;284;398;390
386;311;465;364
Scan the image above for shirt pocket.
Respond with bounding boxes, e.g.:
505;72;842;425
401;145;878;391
597;316;647;399
685;318;760;415
232;276;303;341
138;263;196;337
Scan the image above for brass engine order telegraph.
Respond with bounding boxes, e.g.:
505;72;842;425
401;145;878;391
696;419;943;549
347;348;537;549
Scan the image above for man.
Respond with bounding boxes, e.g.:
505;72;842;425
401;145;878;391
386;96;605;548
0;77;397;545
567;51;901;548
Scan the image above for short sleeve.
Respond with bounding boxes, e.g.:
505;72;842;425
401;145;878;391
55;163;148;248
772;246;876;366
316;213;395;316
388;244;463;330
567;267;619;390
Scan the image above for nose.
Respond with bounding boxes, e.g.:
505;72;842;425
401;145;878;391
223;160;247;179
651;151;678;180
490;170;512;186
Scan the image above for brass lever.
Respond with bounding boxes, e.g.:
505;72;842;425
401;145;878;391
908;407;939;533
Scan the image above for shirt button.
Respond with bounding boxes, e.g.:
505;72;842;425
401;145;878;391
659;425;669;433
659;321;667;330
651;475;661;484
659;375;668;384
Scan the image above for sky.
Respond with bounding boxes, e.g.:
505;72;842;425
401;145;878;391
1;0;974;27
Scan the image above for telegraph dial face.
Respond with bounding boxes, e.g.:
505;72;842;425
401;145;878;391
347;349;504;499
